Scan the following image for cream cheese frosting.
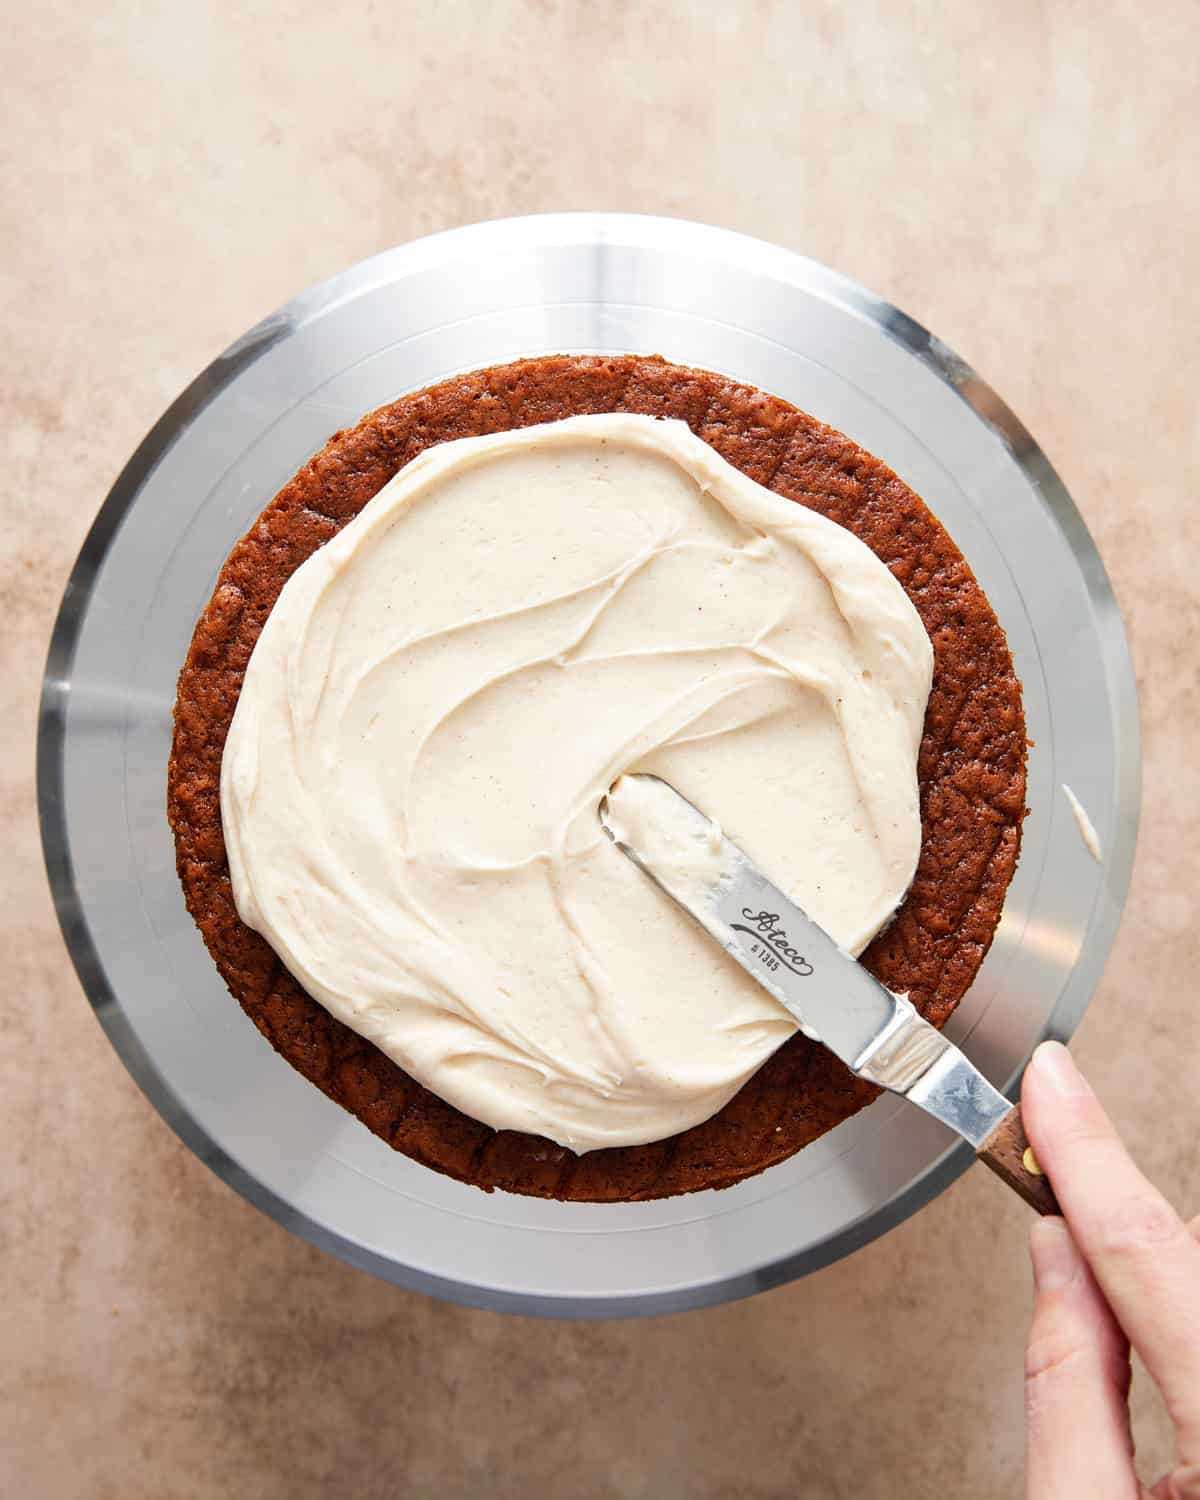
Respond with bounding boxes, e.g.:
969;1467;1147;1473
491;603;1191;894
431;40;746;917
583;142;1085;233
601;773;734;924
221;413;934;1152
1062;784;1102;862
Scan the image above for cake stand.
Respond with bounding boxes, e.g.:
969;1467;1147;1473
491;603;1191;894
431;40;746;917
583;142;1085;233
38;214;1140;1317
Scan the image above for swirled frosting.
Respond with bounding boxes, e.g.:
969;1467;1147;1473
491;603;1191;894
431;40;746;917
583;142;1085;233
222;414;933;1152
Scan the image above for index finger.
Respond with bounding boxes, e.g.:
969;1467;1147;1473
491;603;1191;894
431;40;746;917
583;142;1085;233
1022;1042;1200;1458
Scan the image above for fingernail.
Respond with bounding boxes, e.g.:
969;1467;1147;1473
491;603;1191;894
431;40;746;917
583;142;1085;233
1031;1041;1091;1098
1030;1217;1080;1293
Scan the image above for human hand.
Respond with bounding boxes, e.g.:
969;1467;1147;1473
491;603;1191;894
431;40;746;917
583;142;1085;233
1022;1041;1200;1498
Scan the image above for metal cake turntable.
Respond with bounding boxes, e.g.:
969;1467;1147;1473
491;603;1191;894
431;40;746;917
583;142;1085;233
39;214;1139;1316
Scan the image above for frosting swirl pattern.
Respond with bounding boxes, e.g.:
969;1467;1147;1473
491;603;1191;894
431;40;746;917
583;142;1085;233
222;414;933;1151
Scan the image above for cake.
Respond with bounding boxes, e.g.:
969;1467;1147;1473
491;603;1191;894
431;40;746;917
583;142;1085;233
168;354;1026;1200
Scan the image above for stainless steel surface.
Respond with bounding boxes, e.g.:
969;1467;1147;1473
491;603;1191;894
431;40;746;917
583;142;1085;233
851;996;953;1093
601;776;1013;1151
38;213;1140;1318
905;1044;1012;1151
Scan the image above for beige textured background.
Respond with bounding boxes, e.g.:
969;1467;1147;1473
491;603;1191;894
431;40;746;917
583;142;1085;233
4;2;1196;1495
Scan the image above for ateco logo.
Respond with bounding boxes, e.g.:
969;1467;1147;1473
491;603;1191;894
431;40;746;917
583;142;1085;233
730;909;814;977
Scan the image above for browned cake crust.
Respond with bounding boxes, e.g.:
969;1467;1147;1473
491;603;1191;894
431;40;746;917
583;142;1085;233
168;355;1026;1201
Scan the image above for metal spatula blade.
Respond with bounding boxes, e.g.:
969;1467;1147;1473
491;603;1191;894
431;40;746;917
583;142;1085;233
600;774;1057;1214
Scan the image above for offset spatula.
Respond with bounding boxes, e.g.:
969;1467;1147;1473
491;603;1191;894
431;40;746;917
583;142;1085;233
599;774;1058;1215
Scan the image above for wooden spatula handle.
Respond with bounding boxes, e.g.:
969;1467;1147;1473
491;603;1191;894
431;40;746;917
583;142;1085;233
977;1104;1061;1216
